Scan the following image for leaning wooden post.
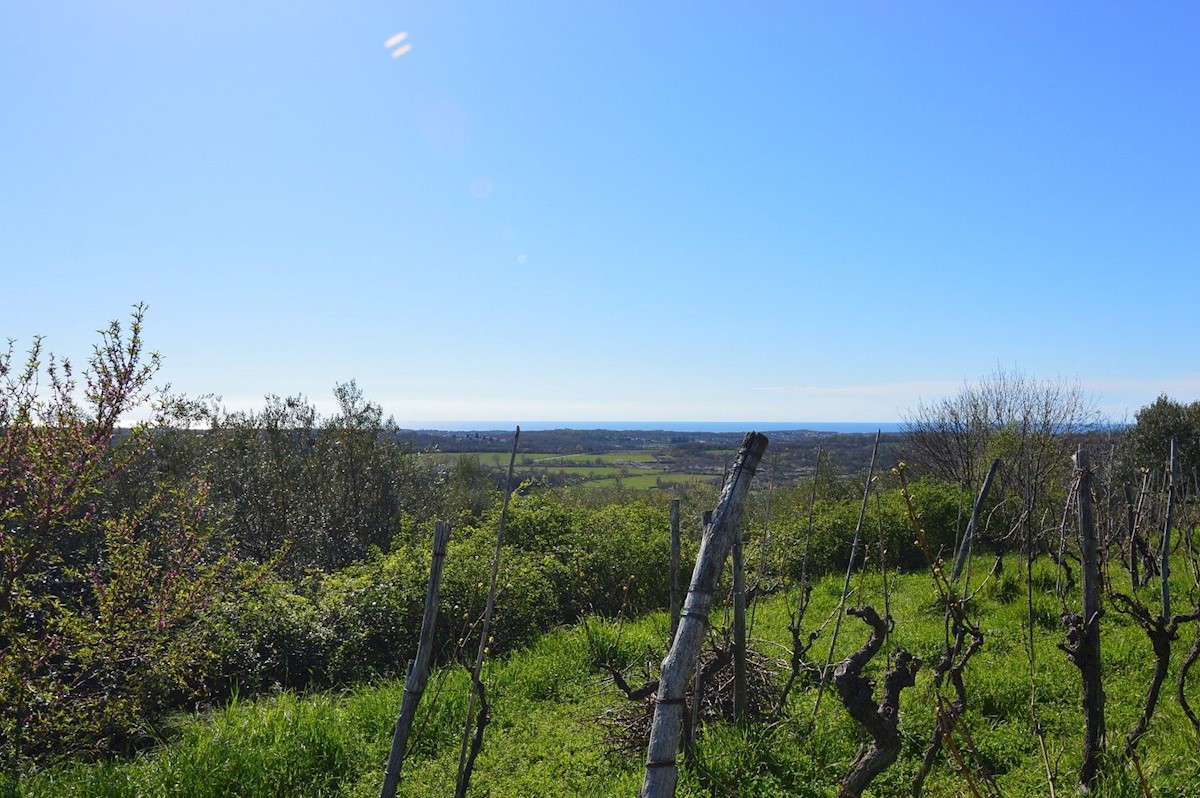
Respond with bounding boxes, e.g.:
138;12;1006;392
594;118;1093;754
951;457;1001;583
669;499;682;643
1073;448;1106;790
642;432;768;798
380;520;452;798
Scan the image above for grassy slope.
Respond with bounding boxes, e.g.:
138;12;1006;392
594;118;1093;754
21;558;1200;797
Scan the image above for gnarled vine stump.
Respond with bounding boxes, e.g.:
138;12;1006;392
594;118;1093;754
834;606;921;798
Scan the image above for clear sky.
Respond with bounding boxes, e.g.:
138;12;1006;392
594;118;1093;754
3;2;1198;426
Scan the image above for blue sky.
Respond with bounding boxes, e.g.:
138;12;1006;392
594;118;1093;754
3;2;1198;425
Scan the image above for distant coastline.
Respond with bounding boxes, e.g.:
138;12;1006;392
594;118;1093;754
399;421;907;434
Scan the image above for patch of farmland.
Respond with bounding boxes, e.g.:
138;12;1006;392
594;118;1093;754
578;472;719;491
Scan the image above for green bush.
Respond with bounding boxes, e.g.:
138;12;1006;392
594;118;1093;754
205;580;329;693
315;552;428;683
769;478;967;583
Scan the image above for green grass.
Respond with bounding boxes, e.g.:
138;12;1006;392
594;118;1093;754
16;616;667;798
577;473;720;491
589;452;659;464
542;465;643;477
17;557;1200;797
418;452;566;467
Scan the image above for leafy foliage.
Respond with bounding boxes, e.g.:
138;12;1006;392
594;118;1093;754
0;308;249;774
1120;393;1200;477
9;309;1200;796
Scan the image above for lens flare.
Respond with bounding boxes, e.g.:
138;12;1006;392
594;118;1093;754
385;31;411;58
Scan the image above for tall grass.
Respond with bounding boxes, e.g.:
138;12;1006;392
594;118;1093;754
16;556;1200;797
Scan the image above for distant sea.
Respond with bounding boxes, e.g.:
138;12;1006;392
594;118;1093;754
404;421;906;433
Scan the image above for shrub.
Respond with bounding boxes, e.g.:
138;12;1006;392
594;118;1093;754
0;308;248;773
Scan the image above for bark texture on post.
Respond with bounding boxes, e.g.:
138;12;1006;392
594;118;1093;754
1062;448;1104;791
641;432;768;798
669;499;681;644
380;520;452;798
1161;438;1176;620
834;606;921;798
732;526;747;723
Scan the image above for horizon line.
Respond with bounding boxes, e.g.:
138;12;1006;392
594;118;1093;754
395;420;907;432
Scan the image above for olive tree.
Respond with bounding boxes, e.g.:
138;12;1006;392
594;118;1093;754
1120;394;1200;479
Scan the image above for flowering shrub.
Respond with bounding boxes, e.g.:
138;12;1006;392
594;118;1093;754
0;308;249;776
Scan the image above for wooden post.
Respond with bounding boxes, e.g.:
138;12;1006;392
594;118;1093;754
455;427;519;798
732;523;747;723
642;432;768;798
1162;438;1176;620
1074;448;1105;790
951;457;1000;583
691;511;705;748
669;499;681;643
380;520;451;798
814;430;881;717
1131;469;1152;586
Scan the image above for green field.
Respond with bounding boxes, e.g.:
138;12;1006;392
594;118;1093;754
579;473;722;490
417;449;715;491
417;451;568;467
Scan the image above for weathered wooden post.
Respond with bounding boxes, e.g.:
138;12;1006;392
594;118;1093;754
380;520;451;798
642;432;768;798
1071;448;1105;790
669;499;681;643
732;522;747;723
686;510;713;750
1162;438;1176;620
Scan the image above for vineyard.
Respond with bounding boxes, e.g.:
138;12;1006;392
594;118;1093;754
3;311;1200;797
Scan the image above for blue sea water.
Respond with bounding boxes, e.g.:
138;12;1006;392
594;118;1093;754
404;421;905;433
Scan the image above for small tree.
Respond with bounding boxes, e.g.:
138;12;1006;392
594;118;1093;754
902;366;1101;554
204;394;324;573
0;307;244;780
1;307;160;618
1120;394;1200;478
